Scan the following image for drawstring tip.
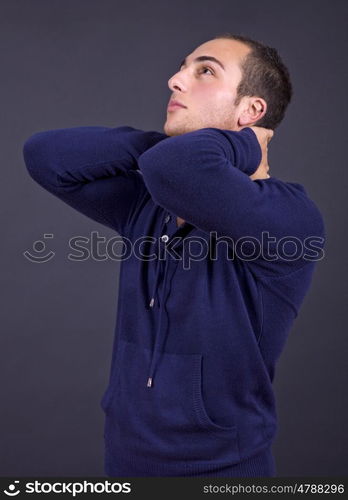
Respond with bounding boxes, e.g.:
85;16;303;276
147;377;153;388
149;298;155;308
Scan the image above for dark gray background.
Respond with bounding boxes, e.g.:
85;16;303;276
1;0;346;476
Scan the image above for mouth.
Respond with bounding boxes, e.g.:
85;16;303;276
167;104;186;112
167;99;187;112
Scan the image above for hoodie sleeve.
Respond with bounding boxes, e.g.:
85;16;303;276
23;125;168;235
137;126;325;277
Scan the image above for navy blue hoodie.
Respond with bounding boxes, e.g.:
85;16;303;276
23;125;325;477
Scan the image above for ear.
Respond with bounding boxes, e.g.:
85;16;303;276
237;97;267;127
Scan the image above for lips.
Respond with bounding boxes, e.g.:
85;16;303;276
167;99;187;110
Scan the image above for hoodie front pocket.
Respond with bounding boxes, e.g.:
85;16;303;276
192;355;237;433
103;339;240;467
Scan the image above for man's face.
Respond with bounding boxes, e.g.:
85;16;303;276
163;38;251;136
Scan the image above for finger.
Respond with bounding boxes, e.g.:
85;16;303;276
267;132;274;145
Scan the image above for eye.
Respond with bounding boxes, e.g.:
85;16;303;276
198;66;214;76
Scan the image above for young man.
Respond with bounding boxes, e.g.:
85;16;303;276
23;34;325;477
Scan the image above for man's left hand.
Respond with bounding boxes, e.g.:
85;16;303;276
247;126;274;181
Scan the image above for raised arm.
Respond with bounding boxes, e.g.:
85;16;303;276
23;125;167;235
137;126;325;276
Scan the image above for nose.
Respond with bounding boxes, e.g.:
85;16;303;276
168;69;186;92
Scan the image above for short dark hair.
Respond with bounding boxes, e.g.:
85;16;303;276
214;33;293;129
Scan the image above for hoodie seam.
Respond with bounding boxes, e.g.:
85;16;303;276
251;258;316;281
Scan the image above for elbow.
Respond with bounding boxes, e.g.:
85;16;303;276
23;133;45;180
23;132;59;189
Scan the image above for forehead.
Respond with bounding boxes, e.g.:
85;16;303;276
185;38;250;69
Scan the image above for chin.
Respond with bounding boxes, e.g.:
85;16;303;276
163;122;186;137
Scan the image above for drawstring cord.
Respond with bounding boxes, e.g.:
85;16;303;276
146;256;170;388
148;241;165;309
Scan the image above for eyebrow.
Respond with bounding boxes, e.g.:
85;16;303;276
179;55;226;71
